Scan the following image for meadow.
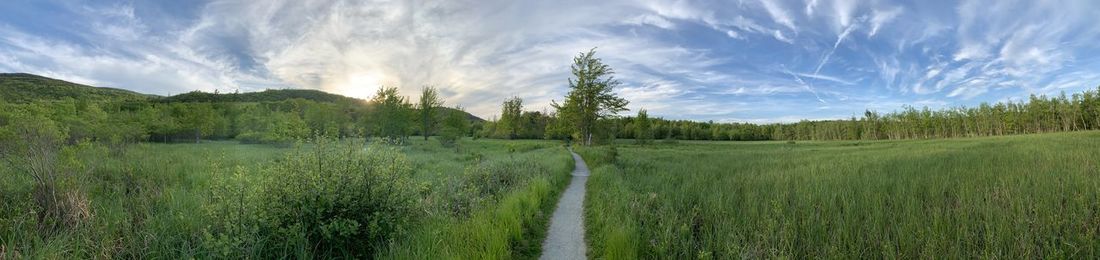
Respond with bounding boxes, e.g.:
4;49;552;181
0;138;571;259
581;131;1100;259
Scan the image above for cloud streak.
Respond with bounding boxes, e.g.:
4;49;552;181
0;0;1099;123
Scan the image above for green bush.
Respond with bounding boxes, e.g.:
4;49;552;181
436;160;546;217
203;138;422;258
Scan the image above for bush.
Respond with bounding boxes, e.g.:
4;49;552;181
204;138;422;258
435;160;544;217
0;106;94;236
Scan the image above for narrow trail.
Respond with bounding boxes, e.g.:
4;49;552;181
540;149;589;260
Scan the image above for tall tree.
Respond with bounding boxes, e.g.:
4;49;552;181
499;97;523;139
552;48;630;145
635;109;652;144
418;86;443;140
370;87;412;143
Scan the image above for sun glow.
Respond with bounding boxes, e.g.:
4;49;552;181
332;73;383;99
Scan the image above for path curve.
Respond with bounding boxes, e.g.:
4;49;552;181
540;149;589;260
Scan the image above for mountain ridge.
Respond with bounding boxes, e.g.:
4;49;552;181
0;73;484;122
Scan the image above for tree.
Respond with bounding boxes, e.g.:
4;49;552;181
552;48;630;145
176;103;218;143
370;87;413;144
439;106;470;148
418;86;443;140
635;109;652;144
499;97;523;139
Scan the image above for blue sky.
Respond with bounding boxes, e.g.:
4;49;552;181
2;0;1099;122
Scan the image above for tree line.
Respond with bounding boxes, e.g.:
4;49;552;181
0;87;477;147
595;89;1100;142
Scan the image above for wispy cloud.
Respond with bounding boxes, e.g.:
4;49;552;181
760;0;797;31
1;0;1099;122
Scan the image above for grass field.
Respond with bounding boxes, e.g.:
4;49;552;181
0;138;570;258
582;131;1100;259
7;131;1100;258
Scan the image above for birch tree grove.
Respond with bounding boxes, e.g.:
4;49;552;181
553;48;629;146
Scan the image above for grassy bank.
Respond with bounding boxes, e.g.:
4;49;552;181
584;131;1100;259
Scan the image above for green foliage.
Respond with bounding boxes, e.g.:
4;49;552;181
552;48;630;145
498;97;524;139
418;86;443;140
159;89;363;104
371;87;415;144
2;73;486;145
382;141;574;259
234;107;310;144
0;73;150;103
0;104;88;236
634;109;652;144
61;138;564;260
608;86;1100;142
438;107;470;148
203;138;421;258
174;103;221;143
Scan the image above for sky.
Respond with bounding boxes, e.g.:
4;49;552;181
2;0;1099;122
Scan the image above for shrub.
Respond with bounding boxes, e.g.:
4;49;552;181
435;160;547;217
203;138;422;258
0;106;93;236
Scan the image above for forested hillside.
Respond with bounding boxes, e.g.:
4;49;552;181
0;74;483;145
159;89;361;104
0;73;152;102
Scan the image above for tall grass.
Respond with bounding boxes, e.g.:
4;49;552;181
1;138;573;258
585;131;1100;259
381;141;574;259
0;141;287;258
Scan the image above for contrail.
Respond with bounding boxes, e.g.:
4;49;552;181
813;24;855;76
795;24;855;104
782;65;826;103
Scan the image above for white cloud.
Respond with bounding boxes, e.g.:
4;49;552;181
796;73;854;85
804;0;820;17
760;0;797;31
772;30;794;44
868;6;902;38
725;30;743;39
625;14;676;29
953;43;989;61
831;0;858;29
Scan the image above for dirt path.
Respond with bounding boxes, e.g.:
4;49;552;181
540;149;589;260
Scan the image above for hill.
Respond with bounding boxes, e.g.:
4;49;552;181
0;73;484;122
160;89;484;122
0;73;152;102
158;89;363;104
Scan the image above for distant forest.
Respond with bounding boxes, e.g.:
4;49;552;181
484;86;1100;142
3;73;1100;145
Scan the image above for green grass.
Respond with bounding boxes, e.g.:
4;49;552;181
584;131;1100;259
1;141;289;258
0;138;571;258
379;139;573;259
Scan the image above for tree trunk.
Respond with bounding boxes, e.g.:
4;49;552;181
194;129;200;144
